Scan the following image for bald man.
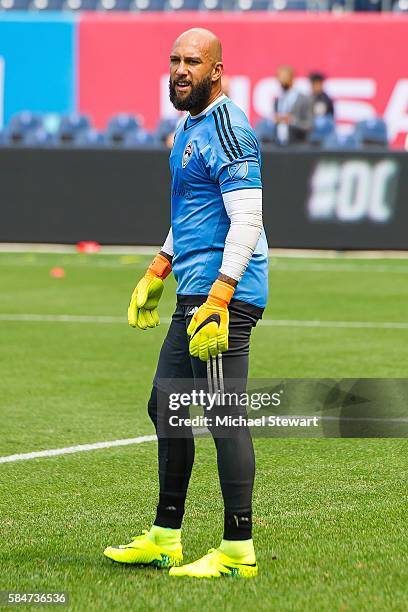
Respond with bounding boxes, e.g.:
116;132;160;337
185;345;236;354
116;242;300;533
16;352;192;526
104;28;268;579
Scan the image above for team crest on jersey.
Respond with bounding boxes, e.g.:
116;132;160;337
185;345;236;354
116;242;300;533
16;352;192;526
182;141;193;168
228;161;248;180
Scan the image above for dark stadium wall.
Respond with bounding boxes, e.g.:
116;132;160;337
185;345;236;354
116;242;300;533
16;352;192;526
1;149;407;250
0;148;171;245
261;151;407;250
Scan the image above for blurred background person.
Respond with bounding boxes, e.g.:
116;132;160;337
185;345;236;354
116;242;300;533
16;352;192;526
309;72;335;118
274;65;313;145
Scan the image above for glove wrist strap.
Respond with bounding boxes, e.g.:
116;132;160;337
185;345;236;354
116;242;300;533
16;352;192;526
148;253;172;280
208;279;235;307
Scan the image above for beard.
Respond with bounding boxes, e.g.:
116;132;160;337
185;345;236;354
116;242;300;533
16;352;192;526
169;75;213;112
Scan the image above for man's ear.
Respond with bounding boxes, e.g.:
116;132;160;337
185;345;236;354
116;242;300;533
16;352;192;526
212;62;223;83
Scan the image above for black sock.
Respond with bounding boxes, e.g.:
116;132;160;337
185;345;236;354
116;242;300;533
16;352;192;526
223;510;252;540
154;493;185;529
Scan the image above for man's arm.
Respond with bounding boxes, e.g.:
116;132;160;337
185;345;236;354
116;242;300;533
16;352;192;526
160;227;174;263
219;188;263;285
188;189;264;361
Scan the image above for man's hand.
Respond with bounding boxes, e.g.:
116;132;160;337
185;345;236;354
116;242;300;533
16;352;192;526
128;253;172;330
276;113;290;124
187;279;235;361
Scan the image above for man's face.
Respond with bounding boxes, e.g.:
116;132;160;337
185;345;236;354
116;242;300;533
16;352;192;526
169;39;214;112
311;79;323;95
277;68;293;91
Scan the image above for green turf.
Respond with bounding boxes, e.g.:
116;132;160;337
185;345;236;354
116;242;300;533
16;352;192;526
0;252;407;611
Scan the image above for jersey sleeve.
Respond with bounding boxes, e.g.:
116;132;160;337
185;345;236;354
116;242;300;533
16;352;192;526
201;109;262;194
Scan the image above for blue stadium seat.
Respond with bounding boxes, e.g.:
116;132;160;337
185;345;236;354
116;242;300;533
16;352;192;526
270;0;307;9
154;118;179;145
0;129;9;146
0;0;30;9
24;128;54;147
199;0;234;9
308;0;329;8
7;112;42;144
323;131;359;150
55;113;91;145
63;0;97;9
106;113;143;145
309;115;335;146
97;0;131;9
165;0;199;8
254;118;275;145
124;130;158;148
130;0;165;10
354;117;388;147
236;0;270;8
75;129;106;148
42;113;62;136
29;0;64;9
2;114;55;147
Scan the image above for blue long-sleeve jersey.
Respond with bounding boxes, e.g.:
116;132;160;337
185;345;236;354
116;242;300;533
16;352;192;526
169;96;268;309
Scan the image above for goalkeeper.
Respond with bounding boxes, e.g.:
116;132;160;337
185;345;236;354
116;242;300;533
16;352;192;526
104;27;268;579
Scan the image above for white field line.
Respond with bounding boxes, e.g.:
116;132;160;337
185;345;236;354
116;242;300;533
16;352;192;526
1;313;408;330
261;319;408;330
2;416;407;465
0;257;408;274
0;314;125;324
270;263;408;274
0;435;157;464
1;243;408;259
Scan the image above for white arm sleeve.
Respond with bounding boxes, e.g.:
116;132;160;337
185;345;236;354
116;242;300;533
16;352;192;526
220;188;263;282
161;227;174;257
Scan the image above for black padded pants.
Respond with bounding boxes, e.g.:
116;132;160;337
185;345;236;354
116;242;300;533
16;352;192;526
147;299;261;540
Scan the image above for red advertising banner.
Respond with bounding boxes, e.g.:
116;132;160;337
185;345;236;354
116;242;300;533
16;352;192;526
79;13;408;147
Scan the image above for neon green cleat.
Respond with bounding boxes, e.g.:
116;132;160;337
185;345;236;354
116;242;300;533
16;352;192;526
168;548;258;578
103;530;183;568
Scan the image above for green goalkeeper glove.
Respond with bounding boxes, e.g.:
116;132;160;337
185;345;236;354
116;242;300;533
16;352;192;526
128;253;172;330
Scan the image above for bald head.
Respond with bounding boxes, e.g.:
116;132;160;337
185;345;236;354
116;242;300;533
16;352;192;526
277;65;295;90
174;28;222;63
169;28;224;116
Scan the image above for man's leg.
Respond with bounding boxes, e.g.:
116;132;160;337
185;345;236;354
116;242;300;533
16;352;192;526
149;304;195;531
192;303;256;541
104;304;194;567
170;301;260;578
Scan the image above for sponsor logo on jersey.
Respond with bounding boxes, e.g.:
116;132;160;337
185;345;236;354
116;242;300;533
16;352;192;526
228;161;248;180
182;141;193;168
172;183;193;199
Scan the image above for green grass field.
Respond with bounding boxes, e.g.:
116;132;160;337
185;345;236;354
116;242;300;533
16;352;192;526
1;252;407;611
